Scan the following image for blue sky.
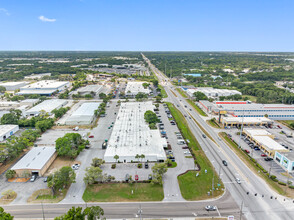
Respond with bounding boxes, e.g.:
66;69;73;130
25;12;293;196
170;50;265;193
0;0;293;51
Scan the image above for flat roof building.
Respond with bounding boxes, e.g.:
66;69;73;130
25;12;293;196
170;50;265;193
18;80;70;96
65;102;100;125
26;99;68;116
243;128;288;157
0;81;28;91
185;87;241;98
0;125;19;142
221;117;273;127
0;101;20;108
20;99;39;107
76;85;103;95
274;151;294;173
104;101;167;163
11;147;57;177
125;82;151;96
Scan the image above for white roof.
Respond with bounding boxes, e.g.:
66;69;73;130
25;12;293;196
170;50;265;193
223;117;272;123
77;85;103;93
104;101;166;161
244;129;272;136
21;80;69;89
0;125;18;136
27;99;67;113
0;82;27;86
20;99;39;104
71;102;100;116
125;82;150;95
11;147;56;170
253;136;285;151
17;89;57;95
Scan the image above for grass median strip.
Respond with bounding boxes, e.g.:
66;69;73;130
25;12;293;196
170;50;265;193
176;88;188;98
166;102;224;200
83;183;164;202
219;132;294;197
186;99;207;116
158;85;168;98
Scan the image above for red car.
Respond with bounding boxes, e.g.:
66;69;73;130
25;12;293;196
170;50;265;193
88;135;94;138
245;149;250;154
135;175;139;181
261;154;267;157
277;125;282;129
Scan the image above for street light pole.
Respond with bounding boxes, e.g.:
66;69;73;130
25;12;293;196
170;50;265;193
240;200;243;220
138;204;143;220
41;202;45;220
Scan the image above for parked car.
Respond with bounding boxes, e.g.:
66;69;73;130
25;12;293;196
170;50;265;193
182;146;189;149
145;163;149;169
222;160;228;166
73;126;79;131
205;205;217;211
261;154;267;157
184;150;191;155
245;149;250;154
264;157;273;161
43;177;48;182
135;175;139;181
30;175;37;182
254;147;260;151
277;125;282;129
202;134;206;138
148;174;152;180
88;135;94;138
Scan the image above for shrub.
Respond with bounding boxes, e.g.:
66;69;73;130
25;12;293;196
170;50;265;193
270;175;277;180
137;163;142;168
5;169;16;179
273;178;278;182
111;164;116;169
288;185;294;189
278;181;287;186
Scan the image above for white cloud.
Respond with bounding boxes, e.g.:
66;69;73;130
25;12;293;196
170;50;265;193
39;15;56;22
0;8;10;16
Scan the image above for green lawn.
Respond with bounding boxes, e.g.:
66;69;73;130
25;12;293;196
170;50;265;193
186;99;207;116
166;102;224;200
176;88;188;98
207;119;221;129
168;161;177;168
158;85;168;98
83;183;164;202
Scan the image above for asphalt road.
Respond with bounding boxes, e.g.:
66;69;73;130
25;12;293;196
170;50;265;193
142;53;294;220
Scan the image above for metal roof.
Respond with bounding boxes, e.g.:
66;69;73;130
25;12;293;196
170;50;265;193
27;99;68;113
0;125;18;137
11;147;56;170
253;136;285;151
125;82;150;95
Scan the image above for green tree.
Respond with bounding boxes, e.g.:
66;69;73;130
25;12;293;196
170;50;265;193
47;166;76;195
54;206;84;220
135;154;140;162
83;206;105;220
55;133;85;159
151;163;167;185
152;79;159;87
99;92;107;99
135;92;148;100
91;158;105;167
83;166;103;185
193;91;208;101
35;119;54;132
0;86;6;93
140;154;145;162
142;82;150;89
114;154;119;163
0;109;22;125
5;170;16;179
0;207;14;220
144;110;159;124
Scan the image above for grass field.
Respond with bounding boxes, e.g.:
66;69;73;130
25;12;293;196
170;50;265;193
242;95;257;102
166;102;224;200
176;88;188;98
83;183;164;202
186;99;207;116
27;188;68;203
207;119;221;129
219;132;294;198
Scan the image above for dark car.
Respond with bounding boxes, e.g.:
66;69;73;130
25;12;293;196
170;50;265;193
182;146;189;149
222;160;228;166
202;134;206;138
145;163;149;169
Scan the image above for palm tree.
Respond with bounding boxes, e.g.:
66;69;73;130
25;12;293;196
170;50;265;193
135;154;140;162
140;154;145;163
114;154;119;163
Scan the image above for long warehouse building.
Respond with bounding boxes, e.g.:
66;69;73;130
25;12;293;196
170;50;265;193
65;102;100;125
104;101;167;163
26;99;68;116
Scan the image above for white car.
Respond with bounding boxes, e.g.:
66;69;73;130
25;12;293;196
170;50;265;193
205;205;217;211
184;151;191;155
235;178;241;184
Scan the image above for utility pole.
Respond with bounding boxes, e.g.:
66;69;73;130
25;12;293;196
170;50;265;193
284;171;290;195
239;200;243;220
218;166;221;184
238;108;245;149
212;169;215;196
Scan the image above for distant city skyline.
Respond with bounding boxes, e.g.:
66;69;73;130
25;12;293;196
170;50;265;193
0;0;293;51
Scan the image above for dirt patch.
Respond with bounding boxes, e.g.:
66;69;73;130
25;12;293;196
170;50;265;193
44;156;80;176
7;178;16;182
0;150;28;175
0;190;17;205
15;178;30;182
27;188;67;203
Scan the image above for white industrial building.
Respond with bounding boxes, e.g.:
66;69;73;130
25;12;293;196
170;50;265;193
26;99;68;116
125;82;151;96
221;116;273;127
11;147;57;177
17;80;70;96
65;102;100;125
24;73;51;80
20;99;39;107
0;82;28;91
0;101;20;108
185;87;241;98
76;85;103;95
0;125;19;142
104;101;167;163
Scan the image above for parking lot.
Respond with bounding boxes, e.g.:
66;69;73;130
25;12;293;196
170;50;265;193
226;124;294;182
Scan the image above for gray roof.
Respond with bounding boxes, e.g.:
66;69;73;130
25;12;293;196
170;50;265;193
11;147;56;170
